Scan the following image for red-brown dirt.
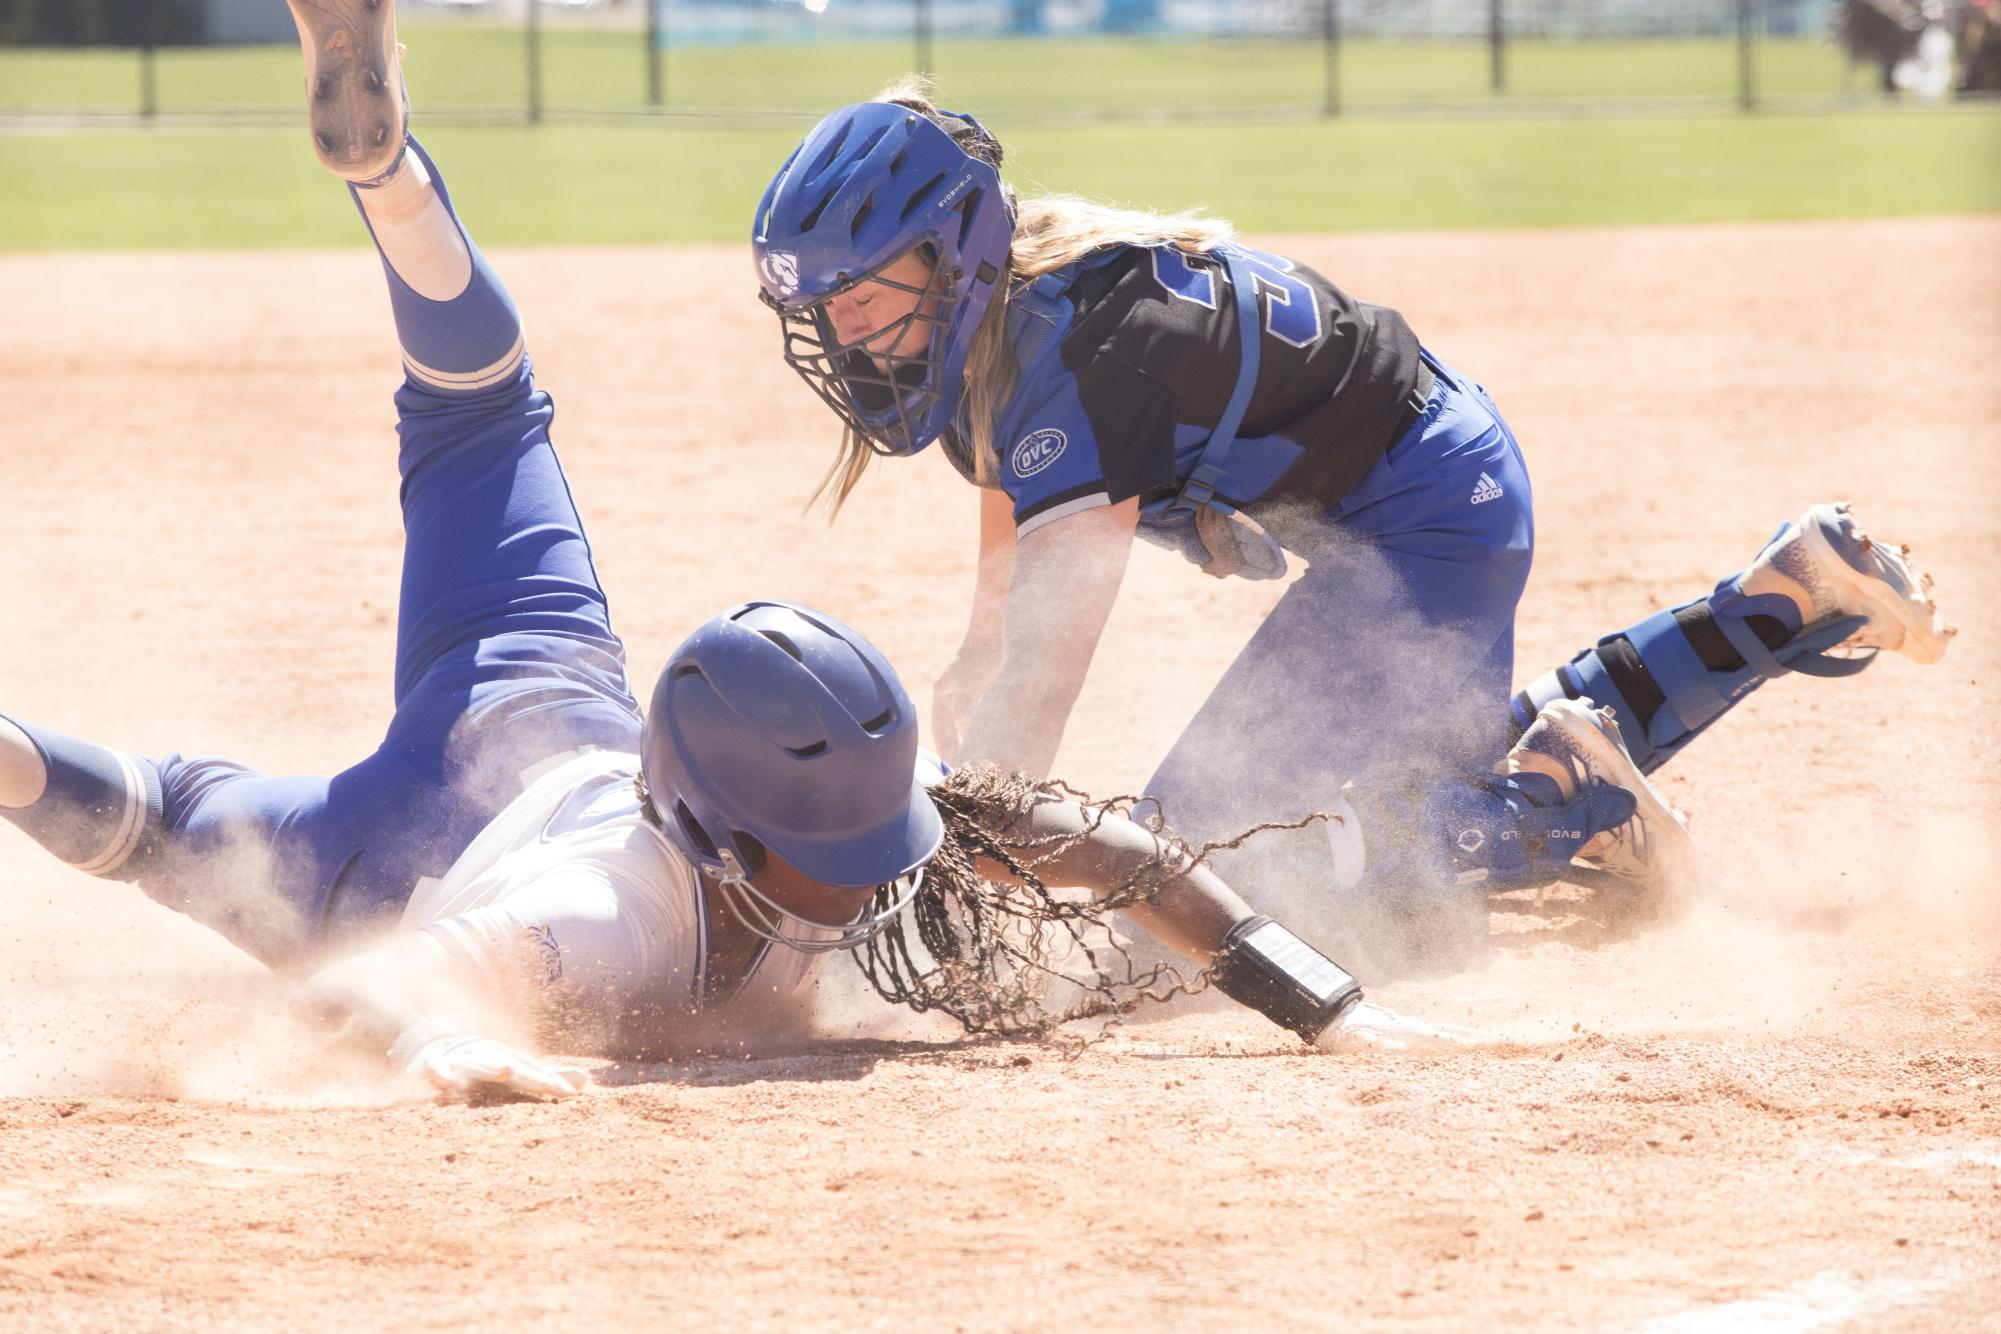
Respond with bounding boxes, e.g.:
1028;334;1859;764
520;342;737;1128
1;217;1996;1330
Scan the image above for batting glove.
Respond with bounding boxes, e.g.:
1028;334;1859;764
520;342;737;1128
391;1023;591;1102
1315;1001;1493;1053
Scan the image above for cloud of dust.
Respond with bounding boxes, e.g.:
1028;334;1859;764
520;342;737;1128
1379;729;2000;1046
807;959;967;1044
1071;501;2000;1046
0;900;414;1105
0;837;435;1106
1114;503;1514;985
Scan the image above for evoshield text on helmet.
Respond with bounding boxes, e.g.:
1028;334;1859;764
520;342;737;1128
753;100;1014;458
639;600;944;953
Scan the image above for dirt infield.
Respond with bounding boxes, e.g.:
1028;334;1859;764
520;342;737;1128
1;217;1997;1330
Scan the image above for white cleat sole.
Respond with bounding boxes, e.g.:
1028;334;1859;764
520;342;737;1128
1797;502;1954;666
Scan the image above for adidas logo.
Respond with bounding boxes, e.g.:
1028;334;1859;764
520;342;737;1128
1470;472;1504;505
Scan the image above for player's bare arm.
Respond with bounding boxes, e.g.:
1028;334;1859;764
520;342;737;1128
931;486;1017;760
296;930;589;1103
955;497;1139;777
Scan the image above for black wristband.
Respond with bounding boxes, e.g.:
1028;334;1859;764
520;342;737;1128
1209;916;1363;1043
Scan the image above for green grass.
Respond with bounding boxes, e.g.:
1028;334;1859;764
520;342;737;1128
0;27;1868;118
6;26;1971;251
3;109;1996;250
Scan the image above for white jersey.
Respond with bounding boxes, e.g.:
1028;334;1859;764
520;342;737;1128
400;749;832;1047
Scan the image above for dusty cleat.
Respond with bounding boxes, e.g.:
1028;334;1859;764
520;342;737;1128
1502;698;1697;892
1738;501;1954;665
285;0;407;182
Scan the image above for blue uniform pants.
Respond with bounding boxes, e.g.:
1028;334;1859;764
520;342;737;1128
137;364;643;968
1145;354;1534;847
91;156;649;970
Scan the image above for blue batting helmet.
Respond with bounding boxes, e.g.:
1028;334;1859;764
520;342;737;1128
753;99;1014;458
641;601;944;903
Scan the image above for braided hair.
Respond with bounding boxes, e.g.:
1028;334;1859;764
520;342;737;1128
643;759;1332;1040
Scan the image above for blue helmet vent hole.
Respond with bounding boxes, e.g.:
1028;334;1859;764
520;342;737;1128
809;121;851;176
861;708;895;734
786;740;830;758
900;173;947;221
955;190;982;245
854;124;891;159
799;190;837;233
761;631;804;662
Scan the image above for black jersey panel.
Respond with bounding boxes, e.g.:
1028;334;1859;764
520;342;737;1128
1039;244;1423;516
1254;305;1422;517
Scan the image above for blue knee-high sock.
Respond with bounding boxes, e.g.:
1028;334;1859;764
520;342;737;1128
1510;576;1871;774
0;716;161;879
352;135;525;396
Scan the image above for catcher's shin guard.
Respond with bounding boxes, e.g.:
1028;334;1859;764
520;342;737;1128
353;136;525;396
1510;601;1867;774
1509;502;1950;774
0;716;160;878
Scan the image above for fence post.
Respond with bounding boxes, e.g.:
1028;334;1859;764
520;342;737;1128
915;0;934;78
1489;0;1505;96
1736;0;1757;111
1321;0;1340;117
139;2;157;120
527;0;544;125
647;0;664;108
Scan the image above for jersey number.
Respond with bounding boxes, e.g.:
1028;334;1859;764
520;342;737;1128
1149;246;1322;350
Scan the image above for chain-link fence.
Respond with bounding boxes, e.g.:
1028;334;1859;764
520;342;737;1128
2;0;1996;124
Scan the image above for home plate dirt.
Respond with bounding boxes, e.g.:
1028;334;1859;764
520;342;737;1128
1;217;1996;1330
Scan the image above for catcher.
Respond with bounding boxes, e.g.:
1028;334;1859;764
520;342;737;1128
751;84;1953;953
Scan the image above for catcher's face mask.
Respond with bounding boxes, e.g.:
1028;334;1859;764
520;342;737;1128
763;242;957;459
753;100;1015;459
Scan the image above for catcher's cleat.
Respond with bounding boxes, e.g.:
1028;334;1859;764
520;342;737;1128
285;0;407;183
1501;698;1697;891
1736;501;1954;665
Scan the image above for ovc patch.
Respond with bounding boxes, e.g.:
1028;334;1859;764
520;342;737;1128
1010;427;1067;478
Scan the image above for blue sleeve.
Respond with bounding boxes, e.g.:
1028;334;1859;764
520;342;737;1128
996;357;1181;538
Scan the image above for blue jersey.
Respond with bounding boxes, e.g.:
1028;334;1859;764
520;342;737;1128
942;243;1423;540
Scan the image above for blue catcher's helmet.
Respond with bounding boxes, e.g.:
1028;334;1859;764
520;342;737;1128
753;99;1014;459
640;601;945;953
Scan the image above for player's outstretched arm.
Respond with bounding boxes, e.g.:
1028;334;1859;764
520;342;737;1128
295;931;589;1102
998;794;1488;1051
955;499;1139;778
933;487;1017;762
